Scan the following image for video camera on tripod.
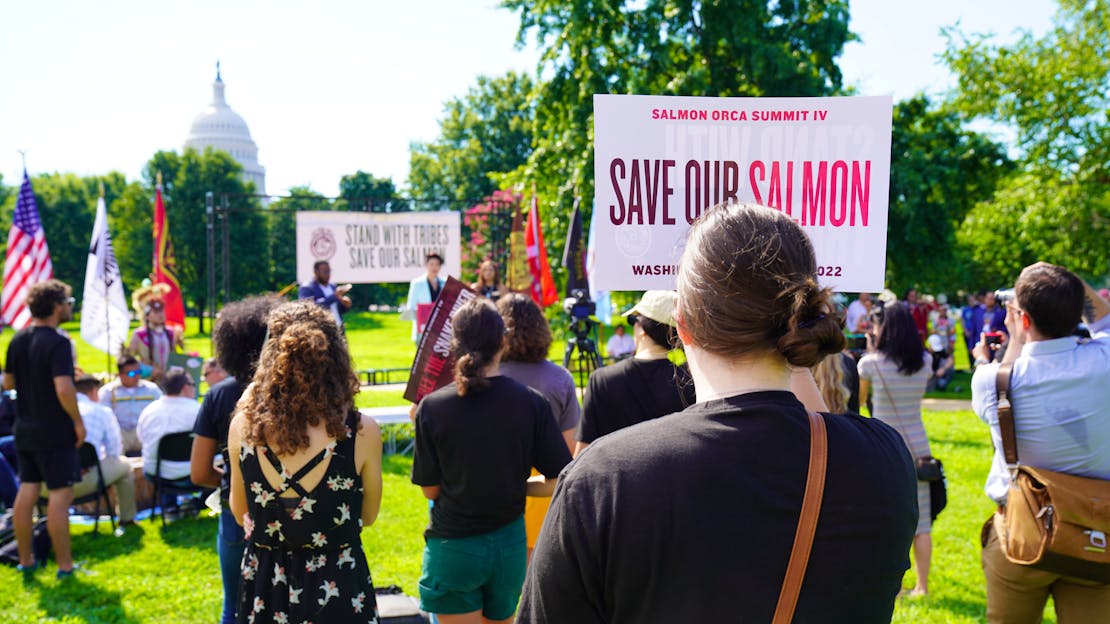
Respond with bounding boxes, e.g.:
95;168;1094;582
562;289;602;384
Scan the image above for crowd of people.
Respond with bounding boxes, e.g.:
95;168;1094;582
1;200;1108;623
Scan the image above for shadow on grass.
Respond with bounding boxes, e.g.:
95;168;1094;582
38;576;141;624
70;523;146;564
158;514;219;550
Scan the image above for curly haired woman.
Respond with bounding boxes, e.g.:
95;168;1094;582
228;301;383;623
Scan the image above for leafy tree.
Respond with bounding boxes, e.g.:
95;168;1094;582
267;186;328;290
409;72;537;208
336;171;400;212
886;96;1011;295
113;148;269;320
0;172;129;306
944;0;1110;282
499;0;854;286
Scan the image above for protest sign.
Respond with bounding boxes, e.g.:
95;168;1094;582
593;94;892;292
296;211;460;284
403;277;478;404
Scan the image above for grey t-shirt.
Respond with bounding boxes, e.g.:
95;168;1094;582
500;360;581;432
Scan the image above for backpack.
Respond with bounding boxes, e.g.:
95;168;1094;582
0;510;51;565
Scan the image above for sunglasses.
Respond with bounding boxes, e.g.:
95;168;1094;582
183;379;196;387
125;370;141;378
66;297;76;307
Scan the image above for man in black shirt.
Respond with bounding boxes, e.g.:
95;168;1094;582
3;280;83;577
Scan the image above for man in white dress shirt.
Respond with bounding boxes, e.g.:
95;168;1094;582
605;324;635;359
971;262;1110;621
137;370;199;482
72;374;137;527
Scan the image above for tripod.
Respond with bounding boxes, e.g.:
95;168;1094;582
563;316;603;389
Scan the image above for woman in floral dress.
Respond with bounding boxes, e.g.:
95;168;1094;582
229;301;383;623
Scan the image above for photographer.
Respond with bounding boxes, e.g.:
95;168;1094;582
971;263;1110;621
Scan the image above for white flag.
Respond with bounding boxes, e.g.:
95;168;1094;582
81;196;131;354
585;203;613;325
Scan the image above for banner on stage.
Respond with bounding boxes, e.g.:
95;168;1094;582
403;277;477;404
593;94;893;292
296;211;461;284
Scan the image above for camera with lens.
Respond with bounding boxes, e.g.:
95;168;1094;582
995;288;1016;304
563;289;596;323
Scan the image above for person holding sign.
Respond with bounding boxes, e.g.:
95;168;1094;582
519;203;918;623
403;253;446;341
412;298;571;624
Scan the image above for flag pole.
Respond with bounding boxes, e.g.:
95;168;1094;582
101;181;112;374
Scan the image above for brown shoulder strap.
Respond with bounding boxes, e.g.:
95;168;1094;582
995;363;1019;465
772;411;828;624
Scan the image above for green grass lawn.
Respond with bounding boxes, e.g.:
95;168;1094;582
0;408;1061;623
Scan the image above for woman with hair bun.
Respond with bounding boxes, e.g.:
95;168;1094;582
858;301;934;598
519;203;918;623
412;297;572;624
228;301;382;623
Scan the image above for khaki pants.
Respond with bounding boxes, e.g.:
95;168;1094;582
983;519;1110;623
120;429;141;456
72;454;137;523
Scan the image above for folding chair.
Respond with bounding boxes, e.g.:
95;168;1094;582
145;431;203;527
40;442;116;534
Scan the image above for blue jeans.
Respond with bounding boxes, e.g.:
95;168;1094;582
217;506;245;624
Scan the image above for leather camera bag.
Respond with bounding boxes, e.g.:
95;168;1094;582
994;364;1110;583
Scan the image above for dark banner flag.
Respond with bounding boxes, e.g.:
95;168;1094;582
403;277;478;403
561;196;589;296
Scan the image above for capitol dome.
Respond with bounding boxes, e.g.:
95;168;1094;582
184;65;266;194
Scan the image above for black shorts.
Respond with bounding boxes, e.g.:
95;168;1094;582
16;447;80;489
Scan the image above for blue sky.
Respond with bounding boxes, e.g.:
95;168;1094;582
0;0;1057;198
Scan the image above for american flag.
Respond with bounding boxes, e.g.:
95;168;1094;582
1;171;53;329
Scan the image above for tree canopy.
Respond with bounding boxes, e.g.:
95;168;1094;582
886;96;1011;294
494;0;855;284
409;71;536;209
944;0;1110;283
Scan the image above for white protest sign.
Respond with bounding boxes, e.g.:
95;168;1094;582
296;211;461;284
593;94;892;292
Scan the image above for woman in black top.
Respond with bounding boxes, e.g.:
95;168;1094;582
228;301;383;623
519;203;918;623
574;290;695;455
412;298;571;624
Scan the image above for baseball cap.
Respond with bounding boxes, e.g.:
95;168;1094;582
622;290;678;327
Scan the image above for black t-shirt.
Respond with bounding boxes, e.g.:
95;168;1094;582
520;391;917;624
412;375;572;539
4;326;76;451
577;357;695;444
193;378;245;501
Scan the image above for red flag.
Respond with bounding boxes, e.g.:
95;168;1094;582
525;193;557;307
153;178;186;332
